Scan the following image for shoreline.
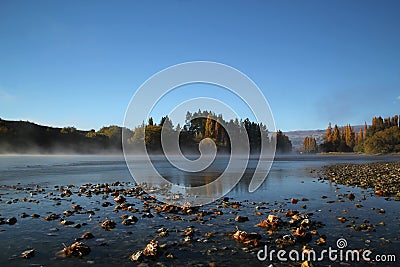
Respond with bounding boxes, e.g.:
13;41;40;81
323;162;400;197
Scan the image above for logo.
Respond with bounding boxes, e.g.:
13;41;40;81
122;61;276;206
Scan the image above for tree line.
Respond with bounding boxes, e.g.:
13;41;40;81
128;110;292;154
302;115;400;154
0;112;293;154
0;118;131;154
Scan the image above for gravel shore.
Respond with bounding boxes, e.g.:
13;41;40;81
324;162;400;198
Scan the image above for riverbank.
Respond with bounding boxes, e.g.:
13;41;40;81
0;155;399;266
324;162;400;198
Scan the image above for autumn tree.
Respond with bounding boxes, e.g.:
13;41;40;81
204;114;214;138
302;136;317;153
331;124;341;151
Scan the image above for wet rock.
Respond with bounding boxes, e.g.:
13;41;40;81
378;208;385;214
165;252;174;259
130;250;143;261
143;240;159;256
232;228;247;242
234;215;249;222
63;242;91;257
71;205;82;211
60;219;74;226
63;210;73;217
44;214;60;221
293;225;312;243
316;236;326;246
275;235;295;249
81;232;95;239
204;232;213;238
101;218;116;230
102;202;112;207
7;217;17;225
142;212;153;218
301;260;314;267
122;215;138;226
257;214;281;230
157;227;169;237
345;193;355;200
20;249;35;259
114;195;126;204
183;226;194;236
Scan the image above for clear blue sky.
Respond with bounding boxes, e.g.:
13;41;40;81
0;0;399;131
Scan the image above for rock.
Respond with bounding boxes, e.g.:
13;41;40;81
114;195;126;204
183;227;194;236
20;249;35;259
122;215;138;226
44;214;60;221
81;232;95;239
63;210;73;216
301;260;314;267
130;250;143;261
63;242;91;257
316;236;326;246
232;228;247;242
234;215;249;222
61;219;74;226
142;212;153;218
275;235;295;249
293;225;312;243
101;218;116;230
143;240;158;256
71;205;82;211
7;217;17;225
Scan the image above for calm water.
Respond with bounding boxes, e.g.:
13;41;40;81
0;154;399;266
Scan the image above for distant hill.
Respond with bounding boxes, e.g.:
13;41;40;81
284;129;325;150
0;117;367;153
285;125;364;150
0;119;131;154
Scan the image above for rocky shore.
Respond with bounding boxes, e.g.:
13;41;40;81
324;162;400;198
0;181;328;266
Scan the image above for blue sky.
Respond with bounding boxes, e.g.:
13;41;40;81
0;0;399;131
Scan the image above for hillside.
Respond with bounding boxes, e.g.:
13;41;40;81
0;119;129;154
285;125;364;150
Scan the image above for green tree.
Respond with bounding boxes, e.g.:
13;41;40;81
148;117;154;126
275;130;292;153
